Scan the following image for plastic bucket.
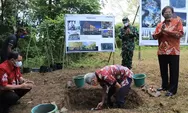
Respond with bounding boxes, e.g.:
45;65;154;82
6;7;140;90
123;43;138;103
133;74;146;87
31;103;58;113
73;75;85;88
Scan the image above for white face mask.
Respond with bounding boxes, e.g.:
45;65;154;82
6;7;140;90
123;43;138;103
124;22;129;27
15;61;22;67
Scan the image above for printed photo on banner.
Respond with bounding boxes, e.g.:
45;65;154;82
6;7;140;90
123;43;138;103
142;0;161;28
141;28;155;40
68;32;80;40
175;12;186;26
140;0;188;45
67;20;81;40
101;43;113;50
181;27;186;43
67;20;80;31
67;42;98;52
101;21;113;29
101;30;113;38
65;14;115;53
170;0;186;9
80;21;101;35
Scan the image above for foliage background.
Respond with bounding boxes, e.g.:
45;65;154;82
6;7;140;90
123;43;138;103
0;0;139;68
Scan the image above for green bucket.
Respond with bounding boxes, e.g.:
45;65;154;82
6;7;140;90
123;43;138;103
73;75;85;88
31;103;58;113
133;74;146;87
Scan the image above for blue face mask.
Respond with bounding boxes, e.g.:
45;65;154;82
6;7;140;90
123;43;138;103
20;35;26;38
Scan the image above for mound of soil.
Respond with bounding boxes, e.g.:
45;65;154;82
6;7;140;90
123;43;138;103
65;86;143;110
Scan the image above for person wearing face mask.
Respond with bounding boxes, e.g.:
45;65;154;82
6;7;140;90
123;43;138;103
118;16;139;69
0;27;27;63
0;51;34;113
152;6;184;96
84;65;133;109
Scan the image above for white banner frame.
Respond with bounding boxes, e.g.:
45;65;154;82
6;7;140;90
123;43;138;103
65;14;115;53
139;0;188;46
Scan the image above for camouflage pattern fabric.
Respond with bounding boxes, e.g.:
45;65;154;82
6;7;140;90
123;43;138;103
119;25;138;69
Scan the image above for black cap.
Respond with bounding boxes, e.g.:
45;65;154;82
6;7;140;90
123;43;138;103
122;16;129;21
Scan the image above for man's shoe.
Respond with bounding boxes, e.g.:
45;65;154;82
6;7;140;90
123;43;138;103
157;88;167;91
0;108;9;113
165;91;173;96
117;104;124;108
113;103;124;108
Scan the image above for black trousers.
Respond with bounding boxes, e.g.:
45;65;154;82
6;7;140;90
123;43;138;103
0;89;30;113
158;55;179;94
107;78;132;106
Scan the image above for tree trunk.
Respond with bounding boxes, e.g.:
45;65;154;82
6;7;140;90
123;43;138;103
48;0;52;18
1;0;4;24
60;36;64;62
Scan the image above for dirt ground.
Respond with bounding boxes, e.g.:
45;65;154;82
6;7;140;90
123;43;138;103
10;49;188;113
10;67;188;113
10;68;144;113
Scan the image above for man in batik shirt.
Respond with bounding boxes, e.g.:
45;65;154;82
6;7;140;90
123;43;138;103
153;6;184;96
84;65;133;109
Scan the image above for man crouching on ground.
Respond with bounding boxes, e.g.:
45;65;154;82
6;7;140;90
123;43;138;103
84;64;133;109
0;51;34;113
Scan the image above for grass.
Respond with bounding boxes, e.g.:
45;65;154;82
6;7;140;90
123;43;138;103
68;46;188;68
67;46;158;68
